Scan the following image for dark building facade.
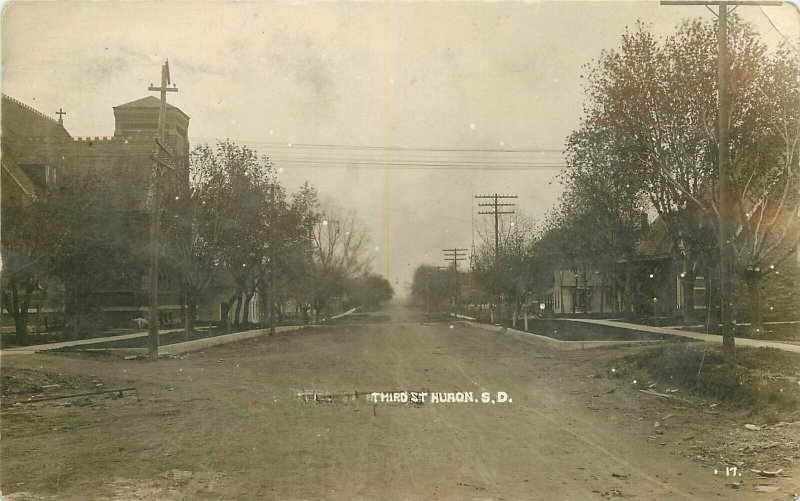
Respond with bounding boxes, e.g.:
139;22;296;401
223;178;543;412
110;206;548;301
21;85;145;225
1;94;190;332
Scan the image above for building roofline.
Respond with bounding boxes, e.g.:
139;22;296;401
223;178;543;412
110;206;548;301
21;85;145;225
2;94;63;126
113;96;190;120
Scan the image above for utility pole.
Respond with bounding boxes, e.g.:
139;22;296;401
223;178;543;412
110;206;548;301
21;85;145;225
146;60;178;361
443;248;468;313
661;0;781;364
476;194;517;259
476;194;516;324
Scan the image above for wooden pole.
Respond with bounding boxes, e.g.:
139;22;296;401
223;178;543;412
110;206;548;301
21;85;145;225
717;4;736;363
147;61;178;361
661;0;782;368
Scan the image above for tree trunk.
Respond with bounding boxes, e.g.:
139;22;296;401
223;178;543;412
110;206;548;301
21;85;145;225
186;302;197;336
681;274;696;326
611;264;621;315
10;280;32;344
600;273;605;314
258;289;268;328
706;268;720;334
746;270;764;337
224;289;240;333
232;293;243;327
722;331;736;366
183;287;190;339
242;289;254;325
572;274;578;315
583;269;590;316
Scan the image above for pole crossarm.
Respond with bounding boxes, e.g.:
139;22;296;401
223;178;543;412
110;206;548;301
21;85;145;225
474;193;518;259
443;248;468;310
147;85;179;93
443;248;468;263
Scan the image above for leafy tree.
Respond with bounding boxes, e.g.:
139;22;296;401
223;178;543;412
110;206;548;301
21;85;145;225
348;272;394;309
555;143;650;314
409;265;449;312
569;17;799;356
47;177;138;337
185;141;273;329
472;215;539;319
255;182;319;327
1;178;62;342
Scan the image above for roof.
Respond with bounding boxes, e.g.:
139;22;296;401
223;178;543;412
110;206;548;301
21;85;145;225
555;269;607;287
114;96;189;119
635;215;673;257
2;156;39;201
1;94;73;142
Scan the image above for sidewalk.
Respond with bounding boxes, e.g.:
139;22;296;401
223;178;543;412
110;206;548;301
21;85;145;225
563;318;800;354
1;307;363;357
0;328;184;356
467;321;665;351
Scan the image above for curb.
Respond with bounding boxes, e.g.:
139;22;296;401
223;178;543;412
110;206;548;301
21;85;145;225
464;321;666;351
2;307;364;358
159;325;309;355
562;318;800;354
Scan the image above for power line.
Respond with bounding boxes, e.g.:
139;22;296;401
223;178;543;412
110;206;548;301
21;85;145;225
187;136;569;169
243;146;563;156
262;158;567;170
759;6;800;54
258;151;565;162
188;138;564;155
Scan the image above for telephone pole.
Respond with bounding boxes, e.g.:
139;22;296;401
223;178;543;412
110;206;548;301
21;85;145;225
443;248;468;311
476;194;517;260
661;0;781;364
146;60;178;361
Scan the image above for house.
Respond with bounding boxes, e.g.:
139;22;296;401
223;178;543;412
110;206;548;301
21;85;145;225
617;216;708;319
543;269;612;315
618;214;798;323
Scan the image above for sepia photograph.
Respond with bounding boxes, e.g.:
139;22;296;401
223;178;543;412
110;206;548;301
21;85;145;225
1;0;799;499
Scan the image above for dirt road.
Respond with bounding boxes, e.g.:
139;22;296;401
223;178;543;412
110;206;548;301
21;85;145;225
0;304;790;499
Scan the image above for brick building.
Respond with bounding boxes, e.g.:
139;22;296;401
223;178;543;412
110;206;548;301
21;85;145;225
1;94;190;331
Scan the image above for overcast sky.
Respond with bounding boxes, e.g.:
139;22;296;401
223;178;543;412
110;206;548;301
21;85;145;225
3;1;799;294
